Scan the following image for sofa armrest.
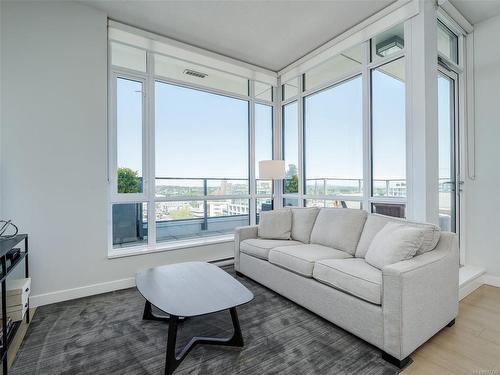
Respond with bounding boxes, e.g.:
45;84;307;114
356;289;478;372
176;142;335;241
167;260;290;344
234;225;258;271
382;232;459;359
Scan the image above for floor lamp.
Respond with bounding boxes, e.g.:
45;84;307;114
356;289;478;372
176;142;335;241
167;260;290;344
258;160;285;210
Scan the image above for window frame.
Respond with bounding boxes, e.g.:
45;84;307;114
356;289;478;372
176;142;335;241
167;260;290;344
109;72;149;204
369;55;407;206
253;100;275;223
109;45;276;256
437;19;459;66
302;73;364;203
436;11;467;265
367;26;408;216
280;21;409;216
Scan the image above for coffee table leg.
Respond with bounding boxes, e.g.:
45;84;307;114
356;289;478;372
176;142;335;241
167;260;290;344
162;307;244;375
228;307;244;347
143;301;186;322
165;315;179;375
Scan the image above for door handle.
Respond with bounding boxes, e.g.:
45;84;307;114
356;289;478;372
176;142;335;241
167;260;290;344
441;181;456;192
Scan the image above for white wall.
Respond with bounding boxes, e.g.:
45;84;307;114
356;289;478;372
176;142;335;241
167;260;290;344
0;1;233;306
465;13;500;278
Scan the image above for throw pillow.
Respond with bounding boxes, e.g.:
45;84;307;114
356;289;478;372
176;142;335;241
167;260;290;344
365;222;425;269
258;209;292;240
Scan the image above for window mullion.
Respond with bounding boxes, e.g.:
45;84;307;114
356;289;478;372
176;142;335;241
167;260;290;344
298;76;305;207
146;51;156;248
274;76;283;209
362;40;371;213
249;81;256;225
109;72;118;199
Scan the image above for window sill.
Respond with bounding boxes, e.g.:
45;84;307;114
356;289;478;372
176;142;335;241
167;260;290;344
108;234;235;259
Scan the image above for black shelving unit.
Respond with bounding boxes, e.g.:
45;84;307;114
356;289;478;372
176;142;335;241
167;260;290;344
0;235;29;374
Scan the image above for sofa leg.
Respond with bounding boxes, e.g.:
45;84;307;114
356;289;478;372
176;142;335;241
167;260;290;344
382;352;411;369
235;271;245;278
447;318;456;327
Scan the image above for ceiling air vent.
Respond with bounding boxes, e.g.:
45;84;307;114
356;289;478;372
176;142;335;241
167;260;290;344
183;69;207;79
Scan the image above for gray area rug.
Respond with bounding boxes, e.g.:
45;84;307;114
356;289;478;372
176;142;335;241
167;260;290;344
11;267;400;375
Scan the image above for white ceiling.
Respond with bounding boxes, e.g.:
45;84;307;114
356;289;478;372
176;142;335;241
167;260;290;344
81;0;395;71
450;0;500;25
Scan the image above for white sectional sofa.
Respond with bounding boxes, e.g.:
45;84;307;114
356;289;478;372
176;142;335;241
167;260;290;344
234;207;459;367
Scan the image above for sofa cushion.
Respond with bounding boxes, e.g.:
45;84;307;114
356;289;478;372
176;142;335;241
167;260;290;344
291;207;320;243
313;258;382;305
309;208;367;255
240;239;302;260
355;214;440;258
365;222;425;269
269;244;352;277
258;209;292;240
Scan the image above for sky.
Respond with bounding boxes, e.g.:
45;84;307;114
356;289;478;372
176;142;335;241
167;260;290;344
303;76;363;180
116;68;452;184
117;78;143;178
371;62;406;180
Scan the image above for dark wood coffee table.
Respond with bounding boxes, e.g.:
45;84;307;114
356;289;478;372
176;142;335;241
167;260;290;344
136;261;254;375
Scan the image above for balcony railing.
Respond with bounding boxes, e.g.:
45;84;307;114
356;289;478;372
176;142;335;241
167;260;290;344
155;177;254;197
113;176;455;247
305;178;406;197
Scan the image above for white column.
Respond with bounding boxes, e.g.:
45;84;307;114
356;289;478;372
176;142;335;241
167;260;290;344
406;0;439;224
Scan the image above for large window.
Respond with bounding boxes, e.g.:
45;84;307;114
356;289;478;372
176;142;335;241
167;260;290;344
110;38;275;251
281;25;406;215
110;21;414;252
154;82;249;243
371;58;406;199
304;76;363;197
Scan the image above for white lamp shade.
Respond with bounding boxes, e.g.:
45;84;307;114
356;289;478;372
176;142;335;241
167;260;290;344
259;160;285;180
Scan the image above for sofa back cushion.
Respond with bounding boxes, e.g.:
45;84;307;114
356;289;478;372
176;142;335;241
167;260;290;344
364;222;425;269
355;214;440;258
291;207;320;243
309;208;367;255
258;209;292;240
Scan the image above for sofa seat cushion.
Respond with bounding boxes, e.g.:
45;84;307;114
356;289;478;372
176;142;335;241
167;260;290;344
310;208;367;255
240;239;302;260
269;244;352;277
313;258;382;305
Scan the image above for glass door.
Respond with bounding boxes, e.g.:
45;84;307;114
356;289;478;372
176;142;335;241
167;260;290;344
437;68;460;234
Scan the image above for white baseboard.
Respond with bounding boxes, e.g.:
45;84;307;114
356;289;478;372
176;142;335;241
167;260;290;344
459;277;484;300
458;270;500;301
483;274;500;287
30;258;236;307
459;266;485;300
213;258;234;267
30;277;135;307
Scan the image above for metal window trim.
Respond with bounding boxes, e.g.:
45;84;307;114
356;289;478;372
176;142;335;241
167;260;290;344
154;75;251;103
302;70;363;98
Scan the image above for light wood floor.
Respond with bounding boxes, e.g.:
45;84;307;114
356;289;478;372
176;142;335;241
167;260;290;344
403;285;500;374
